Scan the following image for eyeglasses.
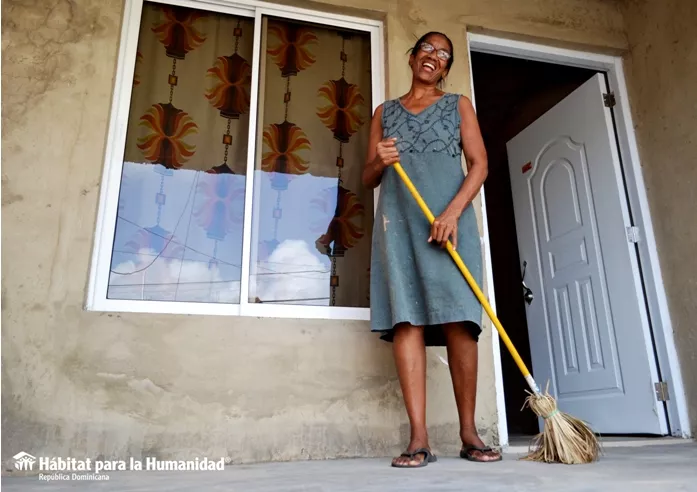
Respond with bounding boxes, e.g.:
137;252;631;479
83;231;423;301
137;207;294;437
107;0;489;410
419;42;451;61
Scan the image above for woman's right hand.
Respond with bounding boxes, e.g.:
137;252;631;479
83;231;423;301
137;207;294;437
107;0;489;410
362;106;397;189
375;137;400;170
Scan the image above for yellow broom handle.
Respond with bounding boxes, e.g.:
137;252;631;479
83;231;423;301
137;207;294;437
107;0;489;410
393;163;540;394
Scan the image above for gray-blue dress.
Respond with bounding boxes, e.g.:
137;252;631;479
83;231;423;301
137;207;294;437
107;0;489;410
370;93;483;346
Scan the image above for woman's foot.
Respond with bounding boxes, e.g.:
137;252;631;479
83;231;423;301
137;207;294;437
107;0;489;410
460;430;502;462
391;438;435;467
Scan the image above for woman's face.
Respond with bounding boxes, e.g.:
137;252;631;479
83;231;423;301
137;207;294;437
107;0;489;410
410;34;452;85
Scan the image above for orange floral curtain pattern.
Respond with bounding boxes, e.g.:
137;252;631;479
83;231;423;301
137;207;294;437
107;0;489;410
254;18;373;307
110;3;255;303
117;4;373;307
124;3;254;174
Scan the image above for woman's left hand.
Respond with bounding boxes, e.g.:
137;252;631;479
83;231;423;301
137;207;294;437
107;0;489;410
428;209;460;249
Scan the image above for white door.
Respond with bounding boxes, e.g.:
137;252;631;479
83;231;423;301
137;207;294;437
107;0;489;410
506;74;667;434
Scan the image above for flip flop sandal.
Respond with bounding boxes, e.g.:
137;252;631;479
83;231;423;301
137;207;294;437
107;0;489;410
460;445;502;463
391;447;437;468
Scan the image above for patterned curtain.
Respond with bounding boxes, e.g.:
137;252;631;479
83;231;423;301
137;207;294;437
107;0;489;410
124;4;253;173
251;17;373;307
111;3;254;303
110;3;373;308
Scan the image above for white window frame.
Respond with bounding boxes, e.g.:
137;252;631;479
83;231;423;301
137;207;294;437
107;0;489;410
86;0;385;320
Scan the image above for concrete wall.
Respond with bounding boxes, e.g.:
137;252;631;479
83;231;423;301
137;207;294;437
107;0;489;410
1;0;626;465
621;0;697;435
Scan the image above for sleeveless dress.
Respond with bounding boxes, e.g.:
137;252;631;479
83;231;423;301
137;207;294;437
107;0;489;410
370;93;483;346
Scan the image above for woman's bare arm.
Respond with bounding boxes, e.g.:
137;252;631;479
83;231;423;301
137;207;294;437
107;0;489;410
429;96;488;248
362;104;394;190
444;96;488;216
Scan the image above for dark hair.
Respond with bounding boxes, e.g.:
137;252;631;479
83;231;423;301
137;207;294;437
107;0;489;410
410;31;455;72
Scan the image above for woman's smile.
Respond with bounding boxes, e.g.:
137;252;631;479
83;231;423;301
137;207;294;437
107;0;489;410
421;60;437;73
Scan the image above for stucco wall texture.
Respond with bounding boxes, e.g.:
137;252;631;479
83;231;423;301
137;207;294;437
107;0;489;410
621;0;697;435
2;0;628;464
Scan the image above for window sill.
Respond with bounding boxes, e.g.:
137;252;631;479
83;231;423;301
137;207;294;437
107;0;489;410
85;298;371;321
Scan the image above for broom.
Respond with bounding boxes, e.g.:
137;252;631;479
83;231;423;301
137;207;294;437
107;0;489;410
392;162;601;465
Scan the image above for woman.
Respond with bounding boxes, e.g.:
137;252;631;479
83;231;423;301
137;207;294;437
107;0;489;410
362;32;501;467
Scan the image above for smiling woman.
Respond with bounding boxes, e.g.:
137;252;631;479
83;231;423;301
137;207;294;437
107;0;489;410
362;32;499;467
409;31;454;87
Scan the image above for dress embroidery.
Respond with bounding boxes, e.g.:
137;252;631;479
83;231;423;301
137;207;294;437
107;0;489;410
382;94;461;156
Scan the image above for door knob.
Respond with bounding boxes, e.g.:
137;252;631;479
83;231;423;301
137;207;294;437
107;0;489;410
522;261;534;305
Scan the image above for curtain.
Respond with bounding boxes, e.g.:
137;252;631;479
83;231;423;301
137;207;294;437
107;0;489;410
110;2;373;308
251;17;373;307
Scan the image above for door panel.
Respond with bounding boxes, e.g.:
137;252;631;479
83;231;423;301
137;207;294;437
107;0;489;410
506;74;666;434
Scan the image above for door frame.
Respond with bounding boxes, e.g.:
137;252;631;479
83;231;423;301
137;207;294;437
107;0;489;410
466;32;691;446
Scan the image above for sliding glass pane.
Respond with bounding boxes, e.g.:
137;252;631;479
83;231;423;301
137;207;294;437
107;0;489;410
247;17;374;307
107;2;254;303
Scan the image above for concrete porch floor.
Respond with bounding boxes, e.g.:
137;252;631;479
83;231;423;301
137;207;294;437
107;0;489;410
3;441;696;491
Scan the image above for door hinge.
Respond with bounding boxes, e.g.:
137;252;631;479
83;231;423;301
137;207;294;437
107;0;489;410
655;381;670;402
603;92;616;108
626;226;641;243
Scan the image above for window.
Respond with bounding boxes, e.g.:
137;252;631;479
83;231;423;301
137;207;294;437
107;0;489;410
88;0;384;320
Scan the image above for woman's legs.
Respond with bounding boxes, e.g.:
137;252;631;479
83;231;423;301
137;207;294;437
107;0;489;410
443;322;501;461
391;323;430;466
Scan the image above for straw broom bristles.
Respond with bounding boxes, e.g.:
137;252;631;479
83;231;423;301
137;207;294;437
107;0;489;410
521;382;601;464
